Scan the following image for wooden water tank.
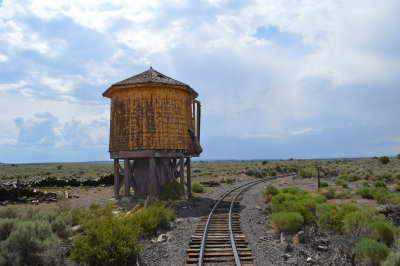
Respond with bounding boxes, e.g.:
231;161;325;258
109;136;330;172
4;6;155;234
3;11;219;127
102;67;201;157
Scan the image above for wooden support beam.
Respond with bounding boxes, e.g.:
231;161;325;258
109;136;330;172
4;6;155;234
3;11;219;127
196;100;201;143
114;159;120;198
149;158;156;198
186;157;192;196
124;159;131;197
179;156;185;195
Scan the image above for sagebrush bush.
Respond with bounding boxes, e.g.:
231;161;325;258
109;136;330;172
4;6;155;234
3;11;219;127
316;203;337;217
335;191;352;199
0;206;20;219
71;214;141;266
2;220;57;265
161;179;183;200
379;156;390;165
299;198;317;212
51;213;72;239
362;179;369;186
270;212;304;233
357;187;374;199
320;180;328;187
225;177;234;184
383;238;400;266
373;180;387;188
298;169;312;178
313;194;327;203
0;218;16;241
126;201;176;235
263;184;279;196
320;186;336;199
374;192;388;204
343;211;369;241
191;182;206;193
371;222;396;246
354;238;390;265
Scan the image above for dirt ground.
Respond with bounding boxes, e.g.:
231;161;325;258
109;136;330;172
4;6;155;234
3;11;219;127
0;186;116;213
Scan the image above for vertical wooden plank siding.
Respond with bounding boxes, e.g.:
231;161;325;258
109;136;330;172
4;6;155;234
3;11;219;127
109;84;195;153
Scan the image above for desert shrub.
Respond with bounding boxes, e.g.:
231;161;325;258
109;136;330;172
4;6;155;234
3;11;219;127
379;156;390;165
225;177;234;184
270;212;304;233
245;167;257;176
316;203;356;231
71;214;140;266
271;193;297;205
335;191;352;199
395;185;400;191
281;187;303;195
362;179;369;187
320;186;336;199
262;160;268;165
354;238;390;265
316;203;337;216
298;169;312;178
0;206;20;219
373;180;387;188
269;170;277;176
313;194;327;203
357;187;374;199
335;179;348;188
386;193;400;205
374;192;388;204
343;211;369;241
299;198;317;212
346;173;361;182
126;201;176;235
338;173;347;180
1;220;57;265
161;179;183;200
192;182;206;193
263;184;279;196
383;238;400;266
320;180;328;187
51;213;72;239
371;222;396;246
0;218;16;241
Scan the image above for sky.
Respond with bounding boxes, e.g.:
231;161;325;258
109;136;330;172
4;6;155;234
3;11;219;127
0;0;400;163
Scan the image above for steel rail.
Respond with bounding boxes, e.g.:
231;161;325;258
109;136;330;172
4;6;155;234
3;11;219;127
197;174;296;266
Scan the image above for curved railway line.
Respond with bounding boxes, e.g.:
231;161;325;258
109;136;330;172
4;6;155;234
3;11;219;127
186;174;296;265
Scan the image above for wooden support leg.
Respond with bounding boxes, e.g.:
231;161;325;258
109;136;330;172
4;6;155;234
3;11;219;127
114;159;120;198
124;159;131;197
149;158;156;198
186;157;192;197
179;156;185;195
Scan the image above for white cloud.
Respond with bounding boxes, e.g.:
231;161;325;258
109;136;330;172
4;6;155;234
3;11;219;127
291;128;323;136
0;138;17;145
0;54;8;62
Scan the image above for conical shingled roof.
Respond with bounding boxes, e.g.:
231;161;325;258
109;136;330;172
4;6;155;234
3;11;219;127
102;67;198;98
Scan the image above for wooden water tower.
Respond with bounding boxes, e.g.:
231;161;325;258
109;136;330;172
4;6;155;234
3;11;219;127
102;67;202;198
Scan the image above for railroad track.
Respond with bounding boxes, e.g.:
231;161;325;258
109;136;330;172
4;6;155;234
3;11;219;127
186;174;296;266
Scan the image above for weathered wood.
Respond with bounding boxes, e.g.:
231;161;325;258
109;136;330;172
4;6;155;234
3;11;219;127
114;159;121;198
186;157;191;195
110;150;190;159
180;156;185;194
124;159;131;197
149;158;156;198
195;100;201;143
